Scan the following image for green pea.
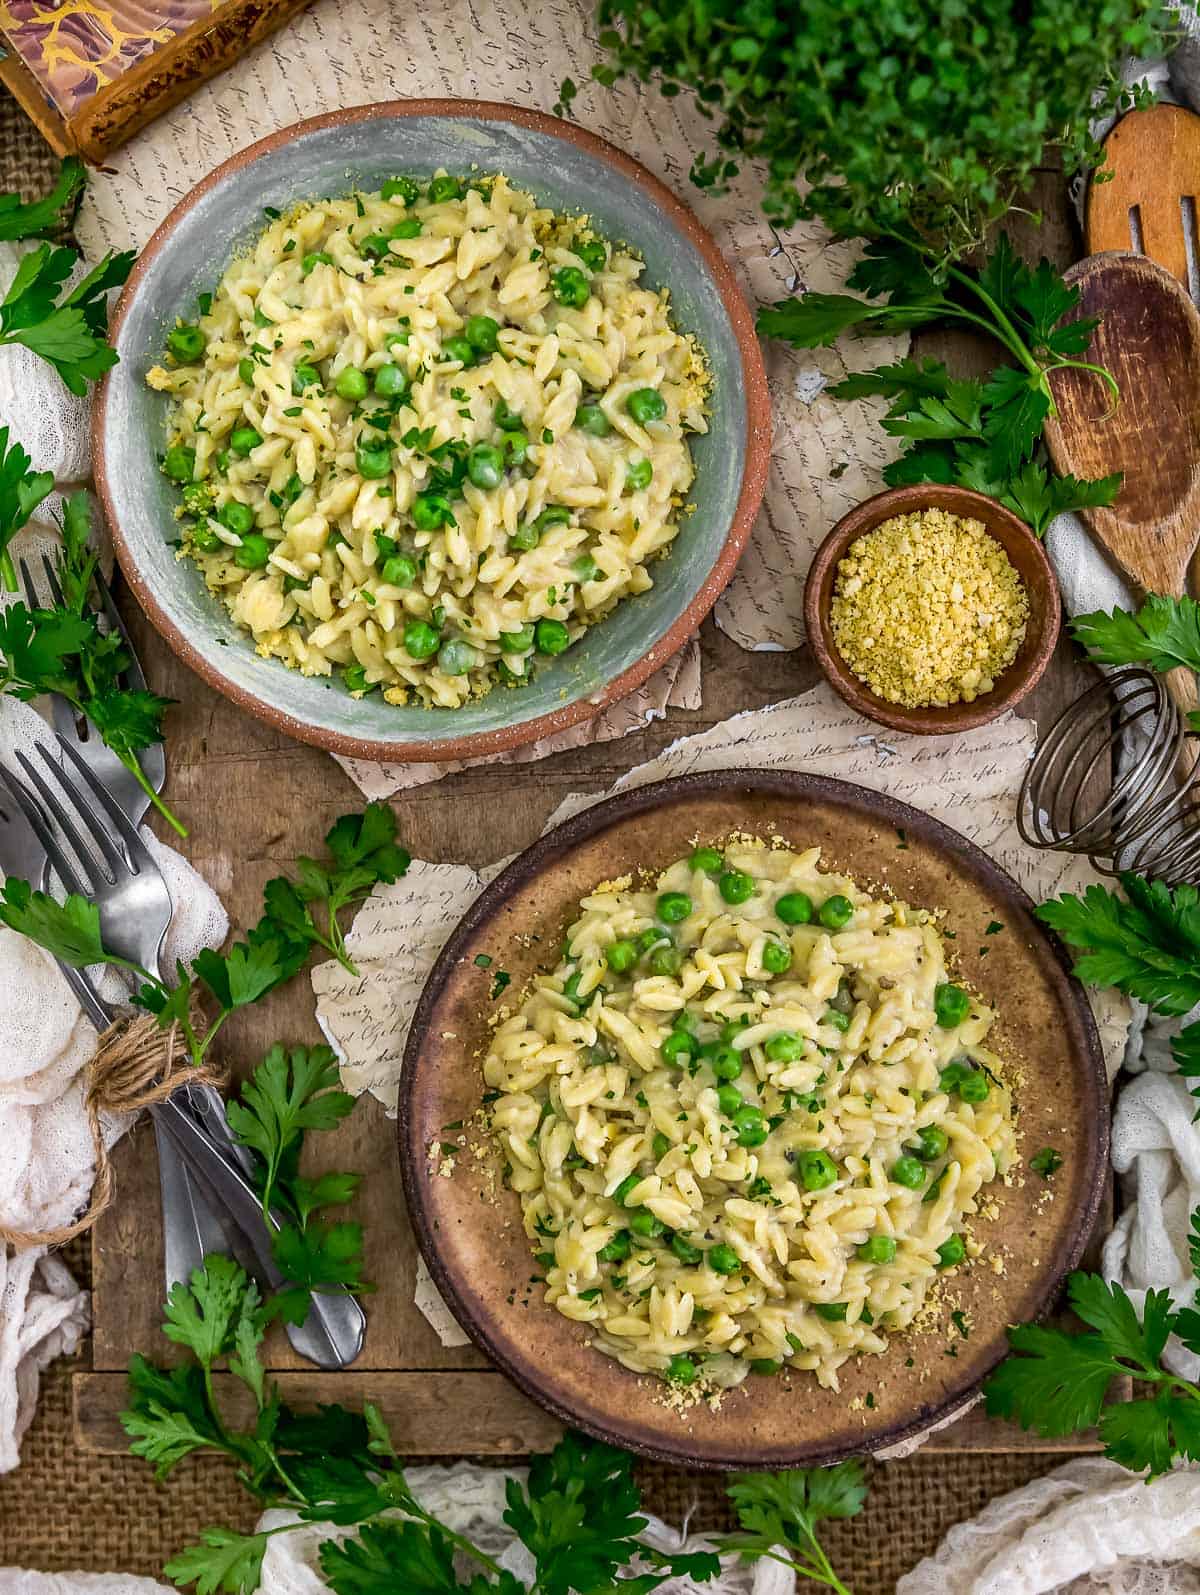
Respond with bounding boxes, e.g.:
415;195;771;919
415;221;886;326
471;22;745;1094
626;386;666;425
605;938;638;974
499;624;536;654
657;891;692;925
734;1106;768;1148
575;238;607;271
613;1174;641;1207
708;1243;741;1275
912;1126;949;1162
387;327;410;348
673;1009;698;1034
438;639;479;676
574;403;611;436
598;1229;631;1263
535;504;572;531
214;449;230;473
625;456;653;491
163;445;195;483
629;1209;665;1239
710;1047;742;1082
494;398;525;430
356;441;393;479
814;1302;848;1322
218;500;254;535
635;928;671;955
411;492;453;529
776;892;813;925
381;554;417;588
959;1071;990;1104
798;1150;838;1191
690;846;724;874
342;664;373;695
857;1235;897;1265
233;533;271;571
191;524;219;553
441;335;476;366
892;1156;927;1190
719;869;755;905
427;175;463;203
646;943;682;977
237;356;255;385
292;362;321;395
824;1008;851;1032
720;1018;750;1044
572;555;601;584
762;939;792;975
373;363;409;398
939;1061;968;1095
335;366;368;401
937;1234;966;1269
660;1030;694;1067
716;1086;743;1118
535;618;571;656
302;250;332;274
502;431;529;468
651;1131;671;1163
403;619;440;660
750;1357;782;1376
764;1031;804;1063
934;983;971;1028
381;175;421;204
167;323;205;362
497;658;529;685
671;1234;702;1266
465;314;500;352
819;894;854;930
230;426;261;457
467;442;505;490
666;1354;698;1385
389;217;423;239
552;266;591;308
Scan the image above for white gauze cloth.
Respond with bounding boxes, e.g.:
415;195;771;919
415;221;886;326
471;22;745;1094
0;1462;791;1595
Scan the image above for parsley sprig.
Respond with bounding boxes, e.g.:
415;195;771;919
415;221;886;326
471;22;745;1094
984;1264;1200;1477
1;241;134;394
758;235;1122;535
1071;595;1200;729
717;1463;866;1595
0;424;53;591
123;1255;736;1594
0;155;85;241
0;487;183;829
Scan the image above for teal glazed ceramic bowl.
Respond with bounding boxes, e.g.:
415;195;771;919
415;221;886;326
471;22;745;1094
94;100;771;762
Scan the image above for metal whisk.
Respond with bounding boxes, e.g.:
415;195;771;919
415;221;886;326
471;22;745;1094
1018;666;1200;884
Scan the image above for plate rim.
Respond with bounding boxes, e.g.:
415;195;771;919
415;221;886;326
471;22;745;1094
397;767;1110;1467
91;97;771;763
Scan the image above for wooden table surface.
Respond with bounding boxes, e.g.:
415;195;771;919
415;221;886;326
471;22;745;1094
75;170;1115;1458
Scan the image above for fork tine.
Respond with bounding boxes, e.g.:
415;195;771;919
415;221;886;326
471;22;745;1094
16;556;40;611
39;552;66;610
0;766;92;898
92;568;150;694
51;735;158;875
15;748;119;888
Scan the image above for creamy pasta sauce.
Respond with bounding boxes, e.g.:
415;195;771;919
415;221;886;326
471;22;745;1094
483;842;1016;1394
148;173;708;709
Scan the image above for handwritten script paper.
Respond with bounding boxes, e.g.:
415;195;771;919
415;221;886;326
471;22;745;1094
77;0;905;682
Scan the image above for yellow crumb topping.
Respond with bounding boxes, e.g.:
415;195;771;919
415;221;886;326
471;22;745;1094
830;508;1029;707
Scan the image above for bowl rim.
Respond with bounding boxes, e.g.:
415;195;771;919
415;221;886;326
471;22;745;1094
803;484;1062;736
92;97;771;763
397;766;1110;1468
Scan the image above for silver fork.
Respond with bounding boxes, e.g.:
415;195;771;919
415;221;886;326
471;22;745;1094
0;740;365;1367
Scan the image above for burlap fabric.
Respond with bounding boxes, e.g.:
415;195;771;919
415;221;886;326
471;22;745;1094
0;82;1078;1594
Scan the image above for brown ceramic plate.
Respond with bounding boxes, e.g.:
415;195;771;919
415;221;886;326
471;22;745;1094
398;769;1108;1468
805;485;1062;736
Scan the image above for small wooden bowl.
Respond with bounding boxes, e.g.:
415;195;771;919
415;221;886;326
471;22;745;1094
804;485;1061;735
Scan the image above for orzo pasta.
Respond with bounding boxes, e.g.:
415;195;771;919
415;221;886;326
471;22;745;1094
147;172;708;709
483;841;1016;1394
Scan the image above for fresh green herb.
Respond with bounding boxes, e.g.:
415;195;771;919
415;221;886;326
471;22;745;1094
984;1262;1200;1478
225;1044;367;1320
718;1462;867;1595
0;241;134;394
759;236;1123;535
573;2;1171;261
0;156;85;241
1038;874;1200;1117
491;969;512;1000
1072;596;1200;727
0;424;53;590
123;1261;723;1595
1030;1147;1064;1180
0;491;183;831
260;802;411;976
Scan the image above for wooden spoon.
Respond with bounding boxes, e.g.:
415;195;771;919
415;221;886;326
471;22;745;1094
1043;251;1200;732
1086;103;1200;295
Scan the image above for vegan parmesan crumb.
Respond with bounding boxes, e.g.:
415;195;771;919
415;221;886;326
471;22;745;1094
830;508;1029;707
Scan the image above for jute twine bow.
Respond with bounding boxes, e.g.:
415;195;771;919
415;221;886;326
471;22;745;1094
0;1009;227;1251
